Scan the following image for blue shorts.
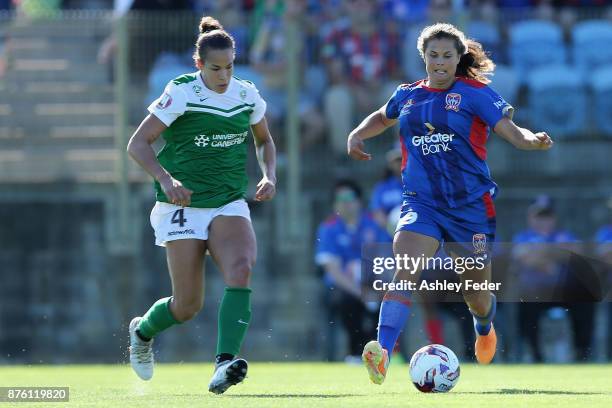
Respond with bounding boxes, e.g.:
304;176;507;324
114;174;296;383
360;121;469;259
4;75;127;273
396;192;496;260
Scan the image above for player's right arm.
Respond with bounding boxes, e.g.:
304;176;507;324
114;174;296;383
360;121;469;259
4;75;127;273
348;106;398;161
348;84;404;161
127;114;193;207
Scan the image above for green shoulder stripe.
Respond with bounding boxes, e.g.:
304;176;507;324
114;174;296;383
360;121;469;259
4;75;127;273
172;74;198;85
233;76;254;86
186;102;255;113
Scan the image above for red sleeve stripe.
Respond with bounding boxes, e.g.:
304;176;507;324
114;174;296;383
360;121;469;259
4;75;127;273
469;115;488;161
483;192;496;218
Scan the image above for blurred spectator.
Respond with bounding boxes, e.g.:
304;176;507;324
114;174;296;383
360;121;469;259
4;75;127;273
369;144;403;229
402;0;454;82
315;179;391;362
381;0;429;24
249;0;325;151
512;195;594;362
322;0;402;156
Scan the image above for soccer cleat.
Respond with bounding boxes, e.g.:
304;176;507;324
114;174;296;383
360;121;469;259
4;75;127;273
362;340;389;385
475;324;497;364
208;358;248;394
128;317;154;380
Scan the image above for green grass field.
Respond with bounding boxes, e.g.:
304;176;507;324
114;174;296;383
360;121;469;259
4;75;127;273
1;363;611;407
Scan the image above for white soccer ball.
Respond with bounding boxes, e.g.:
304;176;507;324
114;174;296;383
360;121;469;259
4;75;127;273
409;344;460;393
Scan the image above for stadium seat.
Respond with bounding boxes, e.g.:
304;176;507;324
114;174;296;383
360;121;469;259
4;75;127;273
467;20;503;63
589;66;612;137
509;20;566;83
489;65;519;106
572;20;612;78
526;65;586;138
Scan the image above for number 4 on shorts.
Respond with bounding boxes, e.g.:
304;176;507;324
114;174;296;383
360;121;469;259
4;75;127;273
171;209;187;227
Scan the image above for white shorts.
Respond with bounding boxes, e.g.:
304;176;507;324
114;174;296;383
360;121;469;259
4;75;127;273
149;199;251;247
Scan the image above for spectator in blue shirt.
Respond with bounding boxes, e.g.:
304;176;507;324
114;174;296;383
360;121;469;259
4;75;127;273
513;195;594;362
369;145;403;230
315;179;391;362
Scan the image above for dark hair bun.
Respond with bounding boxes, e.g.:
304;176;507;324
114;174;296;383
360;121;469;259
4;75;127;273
199;16;223;34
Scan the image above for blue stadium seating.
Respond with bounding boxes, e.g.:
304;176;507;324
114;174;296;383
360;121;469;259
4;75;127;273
526;65;586;138
572;20;612;77
589;66;612;137
467;20;503;63
509;20;566;83
489;65;519;106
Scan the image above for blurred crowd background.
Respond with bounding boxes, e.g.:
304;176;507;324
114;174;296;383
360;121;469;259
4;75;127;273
0;0;610;365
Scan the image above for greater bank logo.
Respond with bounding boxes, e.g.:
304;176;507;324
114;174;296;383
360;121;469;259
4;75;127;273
412;123;454;156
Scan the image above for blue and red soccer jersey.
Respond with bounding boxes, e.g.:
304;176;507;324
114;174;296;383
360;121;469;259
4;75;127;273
385;77;513;209
385;77;514;252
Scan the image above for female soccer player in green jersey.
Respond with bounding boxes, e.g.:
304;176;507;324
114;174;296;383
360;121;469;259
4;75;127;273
126;16;276;394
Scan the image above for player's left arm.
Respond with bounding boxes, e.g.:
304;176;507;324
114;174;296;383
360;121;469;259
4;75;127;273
251;117;277;201
494;117;553;151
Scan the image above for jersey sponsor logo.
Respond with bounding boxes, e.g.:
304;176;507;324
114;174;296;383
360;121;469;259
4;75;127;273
400;99;414;115
401;211;418;225
425;122;435;135
194;131;248;148
412;132;454;156
445;93;461;111
168;229;195;236
156;92;172;109
195;135;210;147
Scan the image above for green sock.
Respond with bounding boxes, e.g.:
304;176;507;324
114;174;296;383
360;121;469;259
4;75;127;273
138;297;180;339
217;287;252;356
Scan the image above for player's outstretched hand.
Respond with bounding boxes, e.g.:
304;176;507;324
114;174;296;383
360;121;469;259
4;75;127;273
347;134;372;161
159;175;193;207
255;176;276;201
533;132;553;150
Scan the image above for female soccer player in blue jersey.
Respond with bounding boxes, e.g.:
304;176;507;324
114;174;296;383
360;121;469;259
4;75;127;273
347;23;553;384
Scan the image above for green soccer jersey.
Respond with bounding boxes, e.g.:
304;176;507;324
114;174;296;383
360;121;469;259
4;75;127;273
148;72;267;208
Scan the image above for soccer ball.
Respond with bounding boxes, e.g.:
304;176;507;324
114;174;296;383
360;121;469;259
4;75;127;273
409;344;460;393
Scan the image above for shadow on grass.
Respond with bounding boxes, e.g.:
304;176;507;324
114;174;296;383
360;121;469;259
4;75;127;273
456;389;604;395
225;394;362;398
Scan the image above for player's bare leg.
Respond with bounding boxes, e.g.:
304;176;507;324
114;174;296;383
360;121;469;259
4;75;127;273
458;260;497;364
129;239;206;380
363;231;439;384
206;216;256;394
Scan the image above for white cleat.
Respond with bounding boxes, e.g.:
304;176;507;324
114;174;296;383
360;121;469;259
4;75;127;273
208;358;248;394
128;317;154;380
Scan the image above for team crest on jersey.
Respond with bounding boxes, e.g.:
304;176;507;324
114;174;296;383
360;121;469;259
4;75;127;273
192;84;202;95
472;233;487;255
156;93;172;110
445;93;462;112
240;89;247;100
400;99;414;114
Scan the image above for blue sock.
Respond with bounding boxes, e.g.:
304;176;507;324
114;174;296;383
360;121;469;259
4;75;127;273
471;293;496;336
377;291;410;359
